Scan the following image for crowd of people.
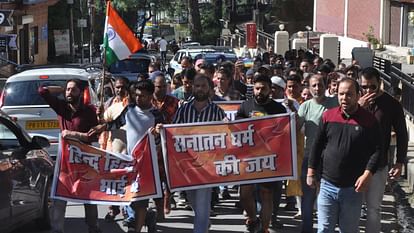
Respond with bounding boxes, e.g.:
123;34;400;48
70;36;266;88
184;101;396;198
41;47;408;233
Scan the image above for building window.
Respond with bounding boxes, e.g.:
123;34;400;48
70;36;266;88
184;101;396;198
30;26;38;55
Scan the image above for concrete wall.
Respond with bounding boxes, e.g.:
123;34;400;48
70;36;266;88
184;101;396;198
338;36;369;59
315;0;345;36
348;0;381;41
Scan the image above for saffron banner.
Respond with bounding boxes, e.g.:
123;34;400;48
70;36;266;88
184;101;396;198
51;133;162;205
161;113;297;192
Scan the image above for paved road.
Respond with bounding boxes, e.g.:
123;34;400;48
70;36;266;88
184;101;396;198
15;188;399;233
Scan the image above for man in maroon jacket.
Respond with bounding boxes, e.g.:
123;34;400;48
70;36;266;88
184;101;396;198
39;79;101;233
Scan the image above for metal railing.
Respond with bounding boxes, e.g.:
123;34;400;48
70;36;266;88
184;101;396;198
373;56;414;120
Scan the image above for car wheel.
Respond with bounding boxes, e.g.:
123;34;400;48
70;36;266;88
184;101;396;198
35;177;51;230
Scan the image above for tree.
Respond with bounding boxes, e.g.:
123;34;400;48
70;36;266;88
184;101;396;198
188;0;202;41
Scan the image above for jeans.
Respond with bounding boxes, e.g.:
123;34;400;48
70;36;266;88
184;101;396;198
50;199;99;233
317;179;363;233
301;156;316;233
272;181;283;216
364;166;387;233
124;204;136;224
187;188;212;233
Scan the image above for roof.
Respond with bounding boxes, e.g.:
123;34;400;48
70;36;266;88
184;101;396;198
8;67;91;82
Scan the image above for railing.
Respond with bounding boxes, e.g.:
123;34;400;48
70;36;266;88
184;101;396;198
373;56;414;120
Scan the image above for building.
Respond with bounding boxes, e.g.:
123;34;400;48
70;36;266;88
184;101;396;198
314;0;414;59
0;0;58;73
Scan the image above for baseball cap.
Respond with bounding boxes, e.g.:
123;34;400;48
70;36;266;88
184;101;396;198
271;76;286;89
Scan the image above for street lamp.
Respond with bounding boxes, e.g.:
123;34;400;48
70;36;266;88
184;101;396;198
279;24;285;31
305;25;312;50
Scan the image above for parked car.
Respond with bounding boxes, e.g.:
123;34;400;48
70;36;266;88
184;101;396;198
203;52;238;66
0;112;53;233
0;65;99;158
108;51;156;81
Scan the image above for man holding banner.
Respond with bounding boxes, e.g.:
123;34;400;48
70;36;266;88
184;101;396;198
89;79;163;233
172;74;227;233
236;74;286;233
39;79;101;233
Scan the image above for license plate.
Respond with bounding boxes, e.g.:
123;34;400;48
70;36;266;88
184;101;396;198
26;120;59;130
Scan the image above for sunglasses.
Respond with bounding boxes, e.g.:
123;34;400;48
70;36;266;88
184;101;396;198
361;85;377;90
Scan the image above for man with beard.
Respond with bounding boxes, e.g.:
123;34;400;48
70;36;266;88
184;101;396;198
172;74;226;233
297;74;338;233
236;74;286;233
358;67;408;233
152;73;179;217
89;80;163;233
38;79;101;233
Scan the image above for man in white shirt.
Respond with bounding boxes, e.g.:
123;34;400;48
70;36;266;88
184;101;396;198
158;36;168;63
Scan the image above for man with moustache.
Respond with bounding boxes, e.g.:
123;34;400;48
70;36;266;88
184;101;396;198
236;74;286;233
38;79;101;233
297;74;338;233
307;78;382;233
172;74;226;233
358;67;408;233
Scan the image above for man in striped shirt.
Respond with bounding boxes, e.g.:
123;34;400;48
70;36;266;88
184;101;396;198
173;74;227;233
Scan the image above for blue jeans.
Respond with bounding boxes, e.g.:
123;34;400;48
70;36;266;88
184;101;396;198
301;156;316;233
187;188;212;233
124;204;135;224
317;179;363;233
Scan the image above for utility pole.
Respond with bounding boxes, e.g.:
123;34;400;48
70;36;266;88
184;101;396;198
88;0;95;63
80;0;84;64
68;0;75;61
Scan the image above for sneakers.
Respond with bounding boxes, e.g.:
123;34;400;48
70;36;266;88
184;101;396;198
245;217;262;233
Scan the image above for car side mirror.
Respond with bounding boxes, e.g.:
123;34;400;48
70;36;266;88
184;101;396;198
31;136;50;149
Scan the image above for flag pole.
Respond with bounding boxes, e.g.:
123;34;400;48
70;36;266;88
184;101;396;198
98;1;110;120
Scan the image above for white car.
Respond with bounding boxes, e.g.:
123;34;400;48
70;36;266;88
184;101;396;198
0;66;99;158
169;47;216;73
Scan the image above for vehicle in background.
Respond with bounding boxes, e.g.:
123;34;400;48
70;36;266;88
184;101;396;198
169;47;216;73
0;65;99;158
108;51;156;81
203;52;238;66
0;112;53;233
181;41;201;48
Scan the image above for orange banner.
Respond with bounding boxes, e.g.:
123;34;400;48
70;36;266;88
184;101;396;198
51;133;162;204
161;113;297;192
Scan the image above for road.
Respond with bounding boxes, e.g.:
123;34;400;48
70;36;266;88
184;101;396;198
15;188;399;233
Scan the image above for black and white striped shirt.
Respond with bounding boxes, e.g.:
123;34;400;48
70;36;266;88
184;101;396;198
173;99;226;124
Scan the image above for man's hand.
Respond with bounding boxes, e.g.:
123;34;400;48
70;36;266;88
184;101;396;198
151;123;163;135
358;92;376;108
389;163;403;180
306;168;317;188
354;170;372;192
87;124;106;136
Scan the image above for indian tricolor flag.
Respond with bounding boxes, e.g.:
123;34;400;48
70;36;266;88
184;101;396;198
104;1;143;66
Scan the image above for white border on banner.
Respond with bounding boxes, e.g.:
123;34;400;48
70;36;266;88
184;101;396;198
160;113;298;192
50;131;163;205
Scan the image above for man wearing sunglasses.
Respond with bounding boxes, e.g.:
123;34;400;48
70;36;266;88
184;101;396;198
358;67;408;233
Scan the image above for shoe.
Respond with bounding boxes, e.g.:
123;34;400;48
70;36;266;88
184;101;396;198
245;217;262;233
221;189;231;200
284;203;296;211
145;209;157;233
360;205;367;219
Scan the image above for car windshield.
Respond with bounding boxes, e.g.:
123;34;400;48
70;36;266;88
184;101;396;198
108;58;151;74
3;80;85;106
